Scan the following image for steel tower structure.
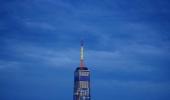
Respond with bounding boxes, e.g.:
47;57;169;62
73;41;91;100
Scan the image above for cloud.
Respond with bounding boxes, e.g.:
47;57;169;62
24;21;56;31
1;0;170;100
94;79;170;89
0;60;20;69
8;44;78;68
2;34;170;71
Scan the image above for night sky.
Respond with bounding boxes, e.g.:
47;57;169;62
0;0;170;100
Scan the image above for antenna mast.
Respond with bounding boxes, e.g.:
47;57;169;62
80;40;84;68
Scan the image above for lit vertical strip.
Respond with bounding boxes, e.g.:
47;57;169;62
80;44;83;60
80;40;84;68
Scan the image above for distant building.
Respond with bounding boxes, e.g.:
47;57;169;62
73;41;91;100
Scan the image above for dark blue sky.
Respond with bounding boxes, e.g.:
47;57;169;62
0;0;170;100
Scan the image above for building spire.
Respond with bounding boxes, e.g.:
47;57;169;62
80;40;84;68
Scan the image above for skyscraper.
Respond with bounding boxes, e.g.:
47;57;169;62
73;41;91;100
